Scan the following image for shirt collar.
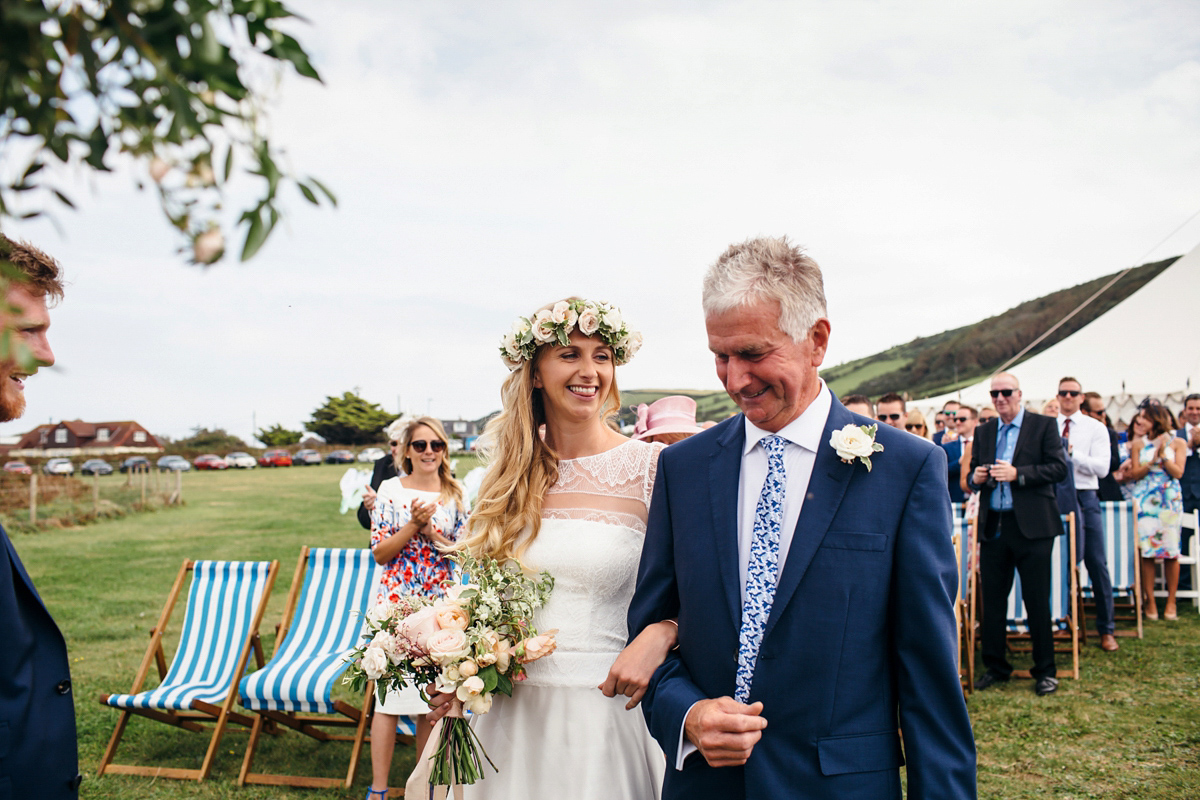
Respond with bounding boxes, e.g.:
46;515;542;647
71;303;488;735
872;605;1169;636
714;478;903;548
743;380;833;455
1000;408;1025;430
1060;410;1084;424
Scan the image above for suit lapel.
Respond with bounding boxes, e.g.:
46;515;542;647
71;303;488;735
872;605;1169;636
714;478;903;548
1011;412;1036;462
761;395;855;641
710;417;745;629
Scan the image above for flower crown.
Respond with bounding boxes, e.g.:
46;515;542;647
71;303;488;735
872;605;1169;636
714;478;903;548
499;299;642;371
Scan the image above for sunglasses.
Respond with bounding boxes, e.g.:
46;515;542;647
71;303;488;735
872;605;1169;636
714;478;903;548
905;424;925;431
1057;390;1081;398
877;413;902;421
409;439;446;453
389;440;399;447
989;389;1015;398
954;416;972;423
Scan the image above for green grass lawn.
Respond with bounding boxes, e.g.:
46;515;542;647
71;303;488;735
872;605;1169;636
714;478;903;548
9;463;1198;798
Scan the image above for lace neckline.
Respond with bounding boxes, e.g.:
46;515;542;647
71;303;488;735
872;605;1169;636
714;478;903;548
557;438;635;463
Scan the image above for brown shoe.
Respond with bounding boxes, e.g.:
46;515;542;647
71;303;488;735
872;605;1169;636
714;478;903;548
1100;634;1119;652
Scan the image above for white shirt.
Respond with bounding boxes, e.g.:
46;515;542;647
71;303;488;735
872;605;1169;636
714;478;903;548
1184;423;1198;456
1057;411;1110;490
676;383;832;769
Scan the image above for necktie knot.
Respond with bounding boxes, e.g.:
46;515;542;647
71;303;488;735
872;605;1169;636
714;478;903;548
762;434;787;459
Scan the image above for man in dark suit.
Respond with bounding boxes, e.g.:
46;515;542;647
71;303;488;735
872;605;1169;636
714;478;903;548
1176;393;1200;591
1083;393;1124;503
968;372;1068;696
630;236;975;799
0;235;80;798
940;405;976;503
356;428;403;529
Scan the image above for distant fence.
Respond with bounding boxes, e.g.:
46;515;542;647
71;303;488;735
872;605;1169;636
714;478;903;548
0;468;183;532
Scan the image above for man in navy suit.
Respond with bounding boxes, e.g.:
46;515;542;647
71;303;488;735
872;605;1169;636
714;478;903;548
0;235;80;798
629;237;975;799
1177;394;1200;592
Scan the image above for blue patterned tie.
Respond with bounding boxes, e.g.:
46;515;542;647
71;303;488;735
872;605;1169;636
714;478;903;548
735;434;787;703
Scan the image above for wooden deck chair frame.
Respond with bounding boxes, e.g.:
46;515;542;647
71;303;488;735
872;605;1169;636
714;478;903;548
237;547;401;790
1004;513;1081;680
951;509;977;695
1080;501;1143;638
97;558;279;782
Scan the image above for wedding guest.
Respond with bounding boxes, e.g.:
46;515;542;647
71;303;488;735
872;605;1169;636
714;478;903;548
943;406;977;503
357;418;408;529
970;372;1068;696
1084;392;1124;503
1176;393;1200;591
840;393;873;417
367;416;467;797
0;235;79;798
934;400;961;445
905;409;931;440
876;392;906;430
632;395;704;445
1127;403;1187;621
1056;378;1116;651
1042;397;1061;417
979;407;1000;424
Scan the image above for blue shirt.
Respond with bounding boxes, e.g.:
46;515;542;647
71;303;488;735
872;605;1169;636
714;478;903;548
990;408;1024;512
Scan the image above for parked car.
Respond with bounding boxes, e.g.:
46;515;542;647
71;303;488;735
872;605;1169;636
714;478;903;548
224;451;257;469
81;459;114;476
157;455;191;472
258;449;293;467
324;449;356;464
293;448;322;466
3;461;31;475
357;447;385;463
42;458;74;475
193;454;228;470
119;456;152;473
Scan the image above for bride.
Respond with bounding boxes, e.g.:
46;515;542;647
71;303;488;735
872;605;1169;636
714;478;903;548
427;298;678;799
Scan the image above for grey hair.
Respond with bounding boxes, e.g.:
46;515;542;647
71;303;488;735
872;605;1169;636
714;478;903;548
702;236;827;342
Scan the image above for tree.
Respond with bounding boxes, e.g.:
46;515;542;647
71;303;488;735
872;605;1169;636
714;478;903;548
175;426;247;451
308;392;395;446
0;0;335;264
257;423;301;446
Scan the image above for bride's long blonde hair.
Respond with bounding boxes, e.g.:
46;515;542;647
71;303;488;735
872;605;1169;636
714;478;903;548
462;300;622;562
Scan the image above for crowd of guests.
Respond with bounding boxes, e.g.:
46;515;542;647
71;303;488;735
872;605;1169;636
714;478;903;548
843;383;1199;691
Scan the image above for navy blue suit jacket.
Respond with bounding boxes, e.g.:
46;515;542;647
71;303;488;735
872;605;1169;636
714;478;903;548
940;438;966;503
629;393;976;799
1;525;79;799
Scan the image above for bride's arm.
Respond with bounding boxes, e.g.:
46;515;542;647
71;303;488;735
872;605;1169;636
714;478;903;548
599;620;678;710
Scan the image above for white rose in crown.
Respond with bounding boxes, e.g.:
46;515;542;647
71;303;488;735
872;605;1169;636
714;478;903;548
829;423;884;472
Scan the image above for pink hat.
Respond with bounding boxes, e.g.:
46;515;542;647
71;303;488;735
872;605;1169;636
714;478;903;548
632;396;704;440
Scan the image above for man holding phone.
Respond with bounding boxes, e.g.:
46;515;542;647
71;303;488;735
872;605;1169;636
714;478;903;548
968;372;1068;696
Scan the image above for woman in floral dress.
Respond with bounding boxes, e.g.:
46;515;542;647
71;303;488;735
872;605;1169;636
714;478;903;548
1127;403;1187;620
367;416;467;799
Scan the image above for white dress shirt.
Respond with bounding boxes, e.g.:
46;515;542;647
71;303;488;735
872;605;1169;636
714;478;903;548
1057;411;1110;490
676;383;833;769
1184;423;1198;457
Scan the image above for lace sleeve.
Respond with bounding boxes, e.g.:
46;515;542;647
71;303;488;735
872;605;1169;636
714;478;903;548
644;441;666;508
542;439;665;533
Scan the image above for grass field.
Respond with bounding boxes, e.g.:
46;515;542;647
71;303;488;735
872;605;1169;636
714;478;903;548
9;463;1199;798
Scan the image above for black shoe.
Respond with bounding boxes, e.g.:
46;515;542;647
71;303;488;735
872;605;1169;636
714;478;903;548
974;672;1009;691
1035;677;1059;696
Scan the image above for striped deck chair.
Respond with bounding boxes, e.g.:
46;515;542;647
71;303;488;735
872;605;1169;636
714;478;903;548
1004;514;1081;680
1080;501;1142;638
951;504;976;693
238;547;403;789
98;559;279;781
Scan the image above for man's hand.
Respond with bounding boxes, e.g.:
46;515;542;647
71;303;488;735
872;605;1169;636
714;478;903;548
362;485;377;511
989;460;1017;482
683;697;767;767
971;465;990;486
1190;429;1200;450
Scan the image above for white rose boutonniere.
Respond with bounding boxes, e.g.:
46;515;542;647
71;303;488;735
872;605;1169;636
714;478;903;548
829;423;884;471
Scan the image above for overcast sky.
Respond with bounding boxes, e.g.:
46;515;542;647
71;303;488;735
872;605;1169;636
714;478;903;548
3;0;1198;445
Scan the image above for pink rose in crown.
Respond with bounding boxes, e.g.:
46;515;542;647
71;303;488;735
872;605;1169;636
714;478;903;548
398;605;441;652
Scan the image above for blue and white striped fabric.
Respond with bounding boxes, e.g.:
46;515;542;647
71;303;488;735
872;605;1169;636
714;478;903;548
951;503;971;602
106;561;274;710
1080;501;1137;599
1006;517;1073;633
240;548;382;714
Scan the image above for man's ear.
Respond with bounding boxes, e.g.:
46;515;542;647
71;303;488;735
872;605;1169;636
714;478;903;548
809;319;831;367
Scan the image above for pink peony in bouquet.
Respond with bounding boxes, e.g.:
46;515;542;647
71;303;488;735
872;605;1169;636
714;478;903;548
345;551;555;786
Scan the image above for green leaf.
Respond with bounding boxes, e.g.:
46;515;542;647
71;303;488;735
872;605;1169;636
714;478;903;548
297;181;317;204
309;177;338;207
494;671;513;697
478;665;500;694
240;210;267;260
223;142;234;182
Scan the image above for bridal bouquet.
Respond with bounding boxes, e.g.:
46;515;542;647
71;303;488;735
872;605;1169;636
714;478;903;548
344;552;556;786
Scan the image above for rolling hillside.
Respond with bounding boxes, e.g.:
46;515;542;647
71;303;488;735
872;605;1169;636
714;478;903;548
621;254;1178;419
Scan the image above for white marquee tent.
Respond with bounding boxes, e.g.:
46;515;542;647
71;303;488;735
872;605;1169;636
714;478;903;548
919;240;1200;423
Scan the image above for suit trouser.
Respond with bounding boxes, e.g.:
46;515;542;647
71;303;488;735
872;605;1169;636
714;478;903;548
980;513;1056;680
1077;490;1114;634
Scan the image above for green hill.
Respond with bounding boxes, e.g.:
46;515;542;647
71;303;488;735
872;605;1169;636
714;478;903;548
623;255;1178;413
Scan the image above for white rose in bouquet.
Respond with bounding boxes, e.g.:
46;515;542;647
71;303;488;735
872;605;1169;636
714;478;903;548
361;645;389;680
427;628;471;666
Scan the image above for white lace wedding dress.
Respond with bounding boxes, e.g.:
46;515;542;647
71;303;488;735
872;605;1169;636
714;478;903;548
464;439;667;799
